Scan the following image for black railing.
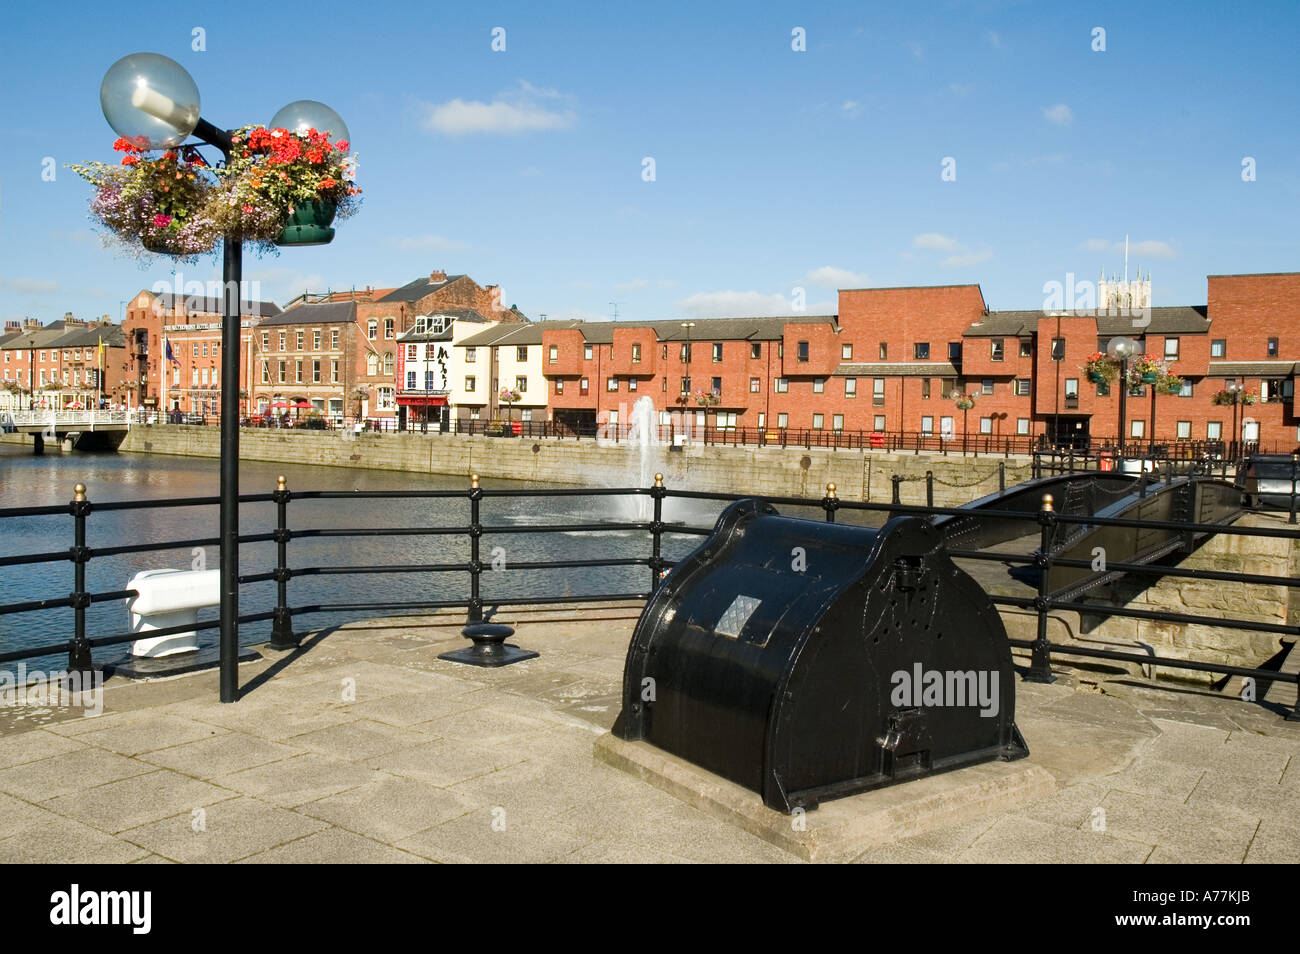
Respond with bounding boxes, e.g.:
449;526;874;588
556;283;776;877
2;475;1299;719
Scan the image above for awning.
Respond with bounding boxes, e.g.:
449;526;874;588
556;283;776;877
397;395;447;406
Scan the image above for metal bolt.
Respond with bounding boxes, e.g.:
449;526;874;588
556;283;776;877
471;473;480;489
826;482;837;498
74;483;86;502
276;474;286;492
654;473;664;487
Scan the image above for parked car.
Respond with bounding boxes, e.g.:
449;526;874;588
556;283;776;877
1235;454;1300;509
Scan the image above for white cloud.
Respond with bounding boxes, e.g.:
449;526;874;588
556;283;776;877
913;233;961;252
806;266;869;287
680;290;798;318
984;29;1003;48
246;269;326;302
1080;238;1177;260
613;279;649;293
0;278;59;294
947;82;974;98
841;100;861;118
906;41;924;60
518;166;542;178
941;249;994;268
1081;238;1113;252
421;81;576;136
656;279;678;289
391;234;465;252
1043;103;1074;125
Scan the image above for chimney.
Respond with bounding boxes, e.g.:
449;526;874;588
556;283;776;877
5;320;19;331
430;270;447;283
23;317;41;330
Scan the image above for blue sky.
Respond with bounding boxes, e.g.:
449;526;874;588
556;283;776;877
0;0;1296;324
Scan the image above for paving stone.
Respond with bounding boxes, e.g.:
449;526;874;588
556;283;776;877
76;715;227;757
396;806;598;863
1243;817;1300;863
960;815;1153;864
236;829;428;864
367;739;528;788
213;753;380;808
288;719;436;761
0;747;154;801
341;689;480;727
41;769;238;834
0;730;88;769
298;775;475;842
0;817;151;864
137;733;300;779
118;796;327;863
1106;756;1206;800
1090;790;1259;864
0;791;68;840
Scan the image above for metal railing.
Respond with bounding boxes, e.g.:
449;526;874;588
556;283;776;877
1;474;1298;718
6;410;131;427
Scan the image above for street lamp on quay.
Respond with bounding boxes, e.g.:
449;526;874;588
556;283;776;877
1106;336;1140;465
99;52;350;702
679;321;696;437
1224;381;1245;459
950;389;976;456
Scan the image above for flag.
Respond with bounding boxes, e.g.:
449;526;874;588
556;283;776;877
165;337;180;367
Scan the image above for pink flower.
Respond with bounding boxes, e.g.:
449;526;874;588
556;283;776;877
152;214;173;228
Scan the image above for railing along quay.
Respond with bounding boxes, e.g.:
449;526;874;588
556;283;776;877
1;470;1298;717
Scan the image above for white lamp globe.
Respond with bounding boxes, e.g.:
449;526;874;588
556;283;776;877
100;53;200;149
269;101;350;150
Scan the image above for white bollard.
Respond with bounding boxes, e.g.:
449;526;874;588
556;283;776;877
126;568;220;657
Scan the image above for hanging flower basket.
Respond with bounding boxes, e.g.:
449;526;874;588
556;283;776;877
1127;354;1167;388
1083;353;1118;385
277;198;337;246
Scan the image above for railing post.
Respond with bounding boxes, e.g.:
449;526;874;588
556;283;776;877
68;483;93;676
1026;493;1056;683
999;461;1006;493
891;474;902;505
649;473;666;590
468;473;484;623
823;482;838;523
268;475;298;650
925;470;934;507
1291;454;1297;525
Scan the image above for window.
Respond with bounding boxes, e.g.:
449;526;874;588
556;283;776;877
749;377;761;393
845;377;857;398
295;360;303;383
774;377;789;393
1268;337;1279;357
313;331;321;350
313;360;321;383
407;371;417;390
331;360;339;383
554;378;563;394
1210;339;1225;358
366;353;378;376
1130;419;1145;438
921;378;931;399
516;376;527;393
1051;338;1065;360
278;360;286;383
384;319;394;339
466;347;477;363
980;417;993;434
261;362;269;383
797;341;809;362
812;413;824;430
193;343;199;357
842;343;853;360
777;413;789;428
948;342;962;362
465;375;476;392
833;414;844;431
1015;378;1031;396
629;378;638;392
407;345;418;360
632;344;642;363
279;332;287;351
1179;380;1193;397
751;342;762;359
873;379;885;405
331;330;339;350
713;343;723;362
584;344;594;360
367;320;377;340
517;346;529;362
1064;378;1079;398
202;342;208;357
981;379;993;395
879;342;888;360
875;415;887;430
813;377;825;394
607;377;619;392
1207;421;1222;440
192;369;199;386
1017;418;1030;435
262;332;270;350
1176;421;1192;439
377;387;394;410
991;339;1004;361
921;415;934;435
710;376;722;395
681;376;691;393
913;342;929;360
1019;339;1032;357
383;353;394;376
679;343;691;362
1164;337;1179;359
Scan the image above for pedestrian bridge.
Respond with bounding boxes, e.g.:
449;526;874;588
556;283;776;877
1;409;130;453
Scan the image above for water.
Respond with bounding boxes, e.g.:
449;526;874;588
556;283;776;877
0;443;727;674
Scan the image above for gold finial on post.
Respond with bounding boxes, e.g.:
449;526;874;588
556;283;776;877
826;482;837;498
277;475;287;492
73;483;86;502
470;473;480;489
1041;493;1054;512
654;473;664;487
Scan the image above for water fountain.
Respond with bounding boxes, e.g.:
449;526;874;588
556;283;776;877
627;396;659;520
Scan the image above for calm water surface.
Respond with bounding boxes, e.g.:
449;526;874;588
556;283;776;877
0;443;759;674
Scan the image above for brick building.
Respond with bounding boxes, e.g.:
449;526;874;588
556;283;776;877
1;315;127;411
250;301;359;422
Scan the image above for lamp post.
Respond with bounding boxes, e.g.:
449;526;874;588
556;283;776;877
99;53;349;702
1106;336;1139;467
679;321;695;437
1224;381;1244;459
951;390;976;456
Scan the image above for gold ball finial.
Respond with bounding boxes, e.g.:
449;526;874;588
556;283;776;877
73;483;86;502
277;475;287;492
654;473;664;487
470;473;480;489
826;482;837;497
1042;493;1054;512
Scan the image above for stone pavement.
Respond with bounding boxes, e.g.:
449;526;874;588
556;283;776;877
1;603;1298;863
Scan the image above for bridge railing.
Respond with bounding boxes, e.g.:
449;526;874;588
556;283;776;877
1;475;1298;716
7;410;130;427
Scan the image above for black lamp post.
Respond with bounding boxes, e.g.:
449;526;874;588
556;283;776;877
951;390;976;456
1106;336;1139;467
1224;381;1244;459
99;53;349;702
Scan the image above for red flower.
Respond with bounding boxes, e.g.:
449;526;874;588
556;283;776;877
152;214;173;228
333;140;349;152
113;136;146;153
317;177;337;190
121;155;140;166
